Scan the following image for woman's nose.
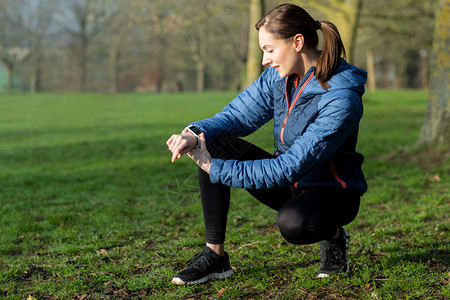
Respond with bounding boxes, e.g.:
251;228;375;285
262;53;271;66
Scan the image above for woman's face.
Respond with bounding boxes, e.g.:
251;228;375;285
258;26;302;78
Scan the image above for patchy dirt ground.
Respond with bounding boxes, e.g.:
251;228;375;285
382;147;450;172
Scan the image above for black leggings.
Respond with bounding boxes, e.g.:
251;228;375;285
199;134;360;245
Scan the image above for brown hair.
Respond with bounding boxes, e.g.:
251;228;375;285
255;3;346;90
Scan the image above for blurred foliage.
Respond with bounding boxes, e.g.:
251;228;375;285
0;0;437;93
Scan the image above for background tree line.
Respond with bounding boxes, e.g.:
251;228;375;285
0;0;438;94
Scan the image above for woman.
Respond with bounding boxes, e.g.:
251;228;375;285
167;3;367;285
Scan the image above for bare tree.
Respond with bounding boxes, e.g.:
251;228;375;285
359;0;436;89
103;1;134;93
131;0;242;92
182;0;221;92
59;0;114;91
26;0;57;93
212;1;249;90
0;47;30;93
128;0;184;92
417;0;449;147
243;0;265;88
0;0;30;92
295;0;363;64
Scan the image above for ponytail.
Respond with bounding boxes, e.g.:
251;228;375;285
315;21;346;90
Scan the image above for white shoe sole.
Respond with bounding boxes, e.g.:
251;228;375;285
171;268;234;285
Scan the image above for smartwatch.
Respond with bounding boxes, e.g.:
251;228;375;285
186;125;202;148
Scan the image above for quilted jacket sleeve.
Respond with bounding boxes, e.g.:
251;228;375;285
209;88;364;189
189;68;276;143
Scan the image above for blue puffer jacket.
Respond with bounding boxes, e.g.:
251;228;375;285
190;59;368;194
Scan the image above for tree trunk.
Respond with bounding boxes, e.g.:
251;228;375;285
30;70;37;94
331;0;363;64
109;39;120;94
418;49;428;89
191;36;206;92
303;0;363;64
366;50;376;90
30;52;41;94
243;0;264;88
417;0;449;147
29;67;42;94
109;49;117;94
347;0;363;64
195;60;205;92
7;67;13;93
79;37;88;92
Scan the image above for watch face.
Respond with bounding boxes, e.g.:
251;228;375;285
189;126;202;135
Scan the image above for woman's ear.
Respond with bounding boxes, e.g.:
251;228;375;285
293;34;304;52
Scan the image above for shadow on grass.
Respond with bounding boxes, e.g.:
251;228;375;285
0;121;190;163
1;134;163;164
383;242;449;271
236;259;319;276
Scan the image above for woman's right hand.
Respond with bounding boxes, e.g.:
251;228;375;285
166;132;198;163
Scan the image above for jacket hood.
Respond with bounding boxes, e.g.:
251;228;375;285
303;59;367;96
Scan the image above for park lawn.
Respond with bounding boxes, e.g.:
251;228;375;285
0;90;448;299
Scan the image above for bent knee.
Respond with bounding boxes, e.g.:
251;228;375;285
276;208;311;245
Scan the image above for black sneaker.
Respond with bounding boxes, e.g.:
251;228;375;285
317;227;350;278
171;246;234;285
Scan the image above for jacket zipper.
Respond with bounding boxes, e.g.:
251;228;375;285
331;159;347;189
280;72;315;144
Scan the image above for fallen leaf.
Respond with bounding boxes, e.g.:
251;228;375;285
373;252;389;256
104;280;113;286
27;296;36;300
217;288;227;298
428;174;441;182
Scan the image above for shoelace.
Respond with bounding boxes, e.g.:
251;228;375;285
186;252;214;272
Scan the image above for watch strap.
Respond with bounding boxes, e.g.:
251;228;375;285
185;126;201;148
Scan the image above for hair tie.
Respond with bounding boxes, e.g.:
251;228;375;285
315;20;321;30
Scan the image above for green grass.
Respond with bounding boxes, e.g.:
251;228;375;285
0;90;448;299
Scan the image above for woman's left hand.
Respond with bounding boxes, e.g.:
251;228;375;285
187;133;211;173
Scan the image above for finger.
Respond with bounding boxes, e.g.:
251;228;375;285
169;135;184;153
167;134;180;150
171;149;182;162
169;138;182;161
166;135;176;147
171;152;178;163
171;138;190;162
